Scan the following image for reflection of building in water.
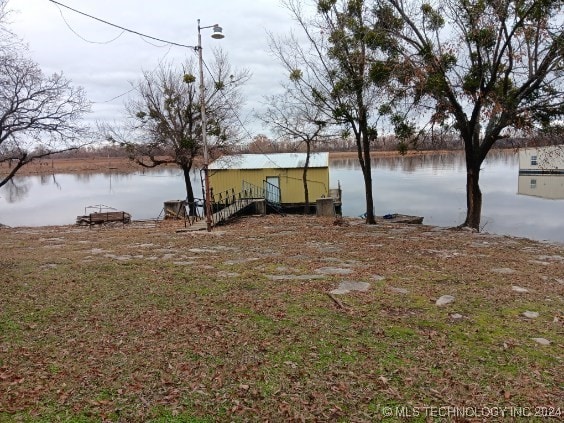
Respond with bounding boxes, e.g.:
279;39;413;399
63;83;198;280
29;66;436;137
518;146;564;174
518;174;564;200
518;146;564;199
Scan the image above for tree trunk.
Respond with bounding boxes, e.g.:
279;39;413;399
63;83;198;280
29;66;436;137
303;141;311;214
462;164;482;230
181;164;196;216
362;159;376;224
359;116;376;224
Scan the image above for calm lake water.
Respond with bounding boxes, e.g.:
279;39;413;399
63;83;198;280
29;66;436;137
1;151;563;243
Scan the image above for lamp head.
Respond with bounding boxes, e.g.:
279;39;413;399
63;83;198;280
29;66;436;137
211;25;225;39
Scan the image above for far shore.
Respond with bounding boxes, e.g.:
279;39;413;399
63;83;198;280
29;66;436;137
1;149;470;177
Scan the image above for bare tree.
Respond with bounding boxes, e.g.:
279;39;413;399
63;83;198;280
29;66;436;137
258;86;336;212
379;0;563;230
105;50;249;212
270;0;410;224
0;1;92;188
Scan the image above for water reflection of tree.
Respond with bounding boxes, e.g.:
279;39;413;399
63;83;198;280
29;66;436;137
102;172;133;182
331;150;517;173
74;173;93;183
484;150;518;166
1;178;30;203
40;174;61;190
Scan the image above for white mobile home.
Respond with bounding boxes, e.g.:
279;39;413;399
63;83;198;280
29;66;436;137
518;174;564;200
519;146;564;174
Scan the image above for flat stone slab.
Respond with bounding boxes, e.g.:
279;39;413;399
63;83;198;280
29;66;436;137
528;260;550;266
450;313;464;319
223;258;259;265
388;286;408;294
436;295;455;306
266;274;324;281
330;281;370;295
523;311;539;319
491;267;517;274
188;248;218;254
531;338;551;346
537;255;563;262
315;267;353;275
512;286;529;293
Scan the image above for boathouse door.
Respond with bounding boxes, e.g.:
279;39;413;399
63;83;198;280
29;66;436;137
265;176;281;204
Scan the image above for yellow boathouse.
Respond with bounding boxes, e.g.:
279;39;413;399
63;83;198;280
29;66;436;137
208;152;331;208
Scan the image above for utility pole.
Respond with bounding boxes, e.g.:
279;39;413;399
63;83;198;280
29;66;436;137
197;19;224;232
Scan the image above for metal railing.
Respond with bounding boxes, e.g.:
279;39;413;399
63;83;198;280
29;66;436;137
207;180;282;226
212;187;238;209
241;180;281;206
241;180;265;200
212;197;256;225
263;180;281;205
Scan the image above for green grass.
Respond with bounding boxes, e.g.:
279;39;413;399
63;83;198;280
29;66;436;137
0;217;562;421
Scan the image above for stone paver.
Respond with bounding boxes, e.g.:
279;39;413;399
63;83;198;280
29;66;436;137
512;286;529;293
315;267;353;275
330;281;370;295
492;267;517;274
531;338;551;346
436;295;455;306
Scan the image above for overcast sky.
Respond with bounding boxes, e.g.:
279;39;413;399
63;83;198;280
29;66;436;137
9;0;301;138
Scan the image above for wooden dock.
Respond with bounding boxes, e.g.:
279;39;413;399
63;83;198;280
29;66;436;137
76;211;131;226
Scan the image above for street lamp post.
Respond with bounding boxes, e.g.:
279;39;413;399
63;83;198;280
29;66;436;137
197;19;224;232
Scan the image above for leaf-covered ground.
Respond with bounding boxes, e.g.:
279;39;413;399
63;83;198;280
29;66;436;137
0;216;562;422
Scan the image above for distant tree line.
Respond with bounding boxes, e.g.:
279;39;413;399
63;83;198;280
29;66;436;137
235;130;562;155
41;125;562;159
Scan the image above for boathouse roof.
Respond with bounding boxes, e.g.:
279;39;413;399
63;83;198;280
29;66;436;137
209;152;329;170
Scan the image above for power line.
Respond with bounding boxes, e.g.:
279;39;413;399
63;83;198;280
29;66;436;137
48;0;195;49
204;60;255;139
97;44;175;103
54;4;125;45
99;86;136;103
50;0;273;165
200;55;282;169
200;58;255;139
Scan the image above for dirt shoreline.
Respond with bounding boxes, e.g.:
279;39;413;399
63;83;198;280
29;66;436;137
1;150;463;177
0;156;160;176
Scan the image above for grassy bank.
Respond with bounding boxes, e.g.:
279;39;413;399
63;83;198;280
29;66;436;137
0;216;562;422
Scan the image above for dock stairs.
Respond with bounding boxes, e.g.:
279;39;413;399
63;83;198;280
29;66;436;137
182;180;282;231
